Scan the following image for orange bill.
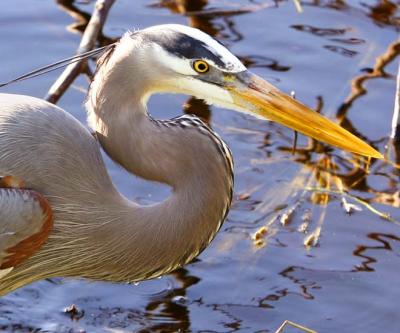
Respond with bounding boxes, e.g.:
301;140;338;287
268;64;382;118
228;71;383;159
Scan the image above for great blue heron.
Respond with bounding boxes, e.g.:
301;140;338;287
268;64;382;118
0;24;381;295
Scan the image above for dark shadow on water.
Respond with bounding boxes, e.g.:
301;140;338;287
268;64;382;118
139;268;200;332
353;233;400;272
56;0;116;46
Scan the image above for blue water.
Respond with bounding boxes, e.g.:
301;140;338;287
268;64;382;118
0;0;399;332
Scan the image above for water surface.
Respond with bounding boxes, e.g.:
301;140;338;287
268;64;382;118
0;0;399;332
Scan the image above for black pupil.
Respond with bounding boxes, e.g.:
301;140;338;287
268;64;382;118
197;62;206;71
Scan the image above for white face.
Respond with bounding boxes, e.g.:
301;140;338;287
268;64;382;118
132;24;248;111
142;24;246;74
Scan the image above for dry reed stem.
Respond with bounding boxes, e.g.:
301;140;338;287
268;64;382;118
304;187;398;225
292;0;303;13
275;320;317;333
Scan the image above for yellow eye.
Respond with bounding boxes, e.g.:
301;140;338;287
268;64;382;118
193;60;209;73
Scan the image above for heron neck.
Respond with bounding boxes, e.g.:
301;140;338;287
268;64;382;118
0;98;233;294
91;99;175;185
85;92;233;282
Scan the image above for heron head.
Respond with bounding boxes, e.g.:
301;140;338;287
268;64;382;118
121;24;381;158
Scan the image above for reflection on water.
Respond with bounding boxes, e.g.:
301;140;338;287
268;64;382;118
241;55;291;72
338;40;400;117
57;0;116;45
363;0;399;26
140;269;199;333
0;0;400;332
323;44;358;57
290;24;349;36
353;232;400;272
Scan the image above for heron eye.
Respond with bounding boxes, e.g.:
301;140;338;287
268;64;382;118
193;60;209;74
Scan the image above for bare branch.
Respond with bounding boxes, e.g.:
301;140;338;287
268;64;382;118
45;0;116;104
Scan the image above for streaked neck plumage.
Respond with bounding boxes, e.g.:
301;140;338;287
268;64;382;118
0;36;233;296
84;36;233;280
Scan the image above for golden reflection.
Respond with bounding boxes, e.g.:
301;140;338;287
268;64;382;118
252;34;400;246
252;119;398;248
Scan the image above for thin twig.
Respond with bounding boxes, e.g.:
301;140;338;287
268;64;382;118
391;59;400;141
45;0;116;104
275;320;317;333
290;91;298;154
304;187;398;225
292;0;303;13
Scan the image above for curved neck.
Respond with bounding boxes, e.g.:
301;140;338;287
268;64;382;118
0;46;233;294
0;92;233;295
83;63;233;282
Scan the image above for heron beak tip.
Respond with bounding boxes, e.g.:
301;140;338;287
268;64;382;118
228;71;382;159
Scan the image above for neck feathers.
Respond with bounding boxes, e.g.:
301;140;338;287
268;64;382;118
85;38;234;282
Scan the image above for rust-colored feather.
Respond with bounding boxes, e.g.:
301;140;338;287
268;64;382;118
0;190;53;269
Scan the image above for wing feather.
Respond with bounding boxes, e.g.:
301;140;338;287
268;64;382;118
0;188;53;272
